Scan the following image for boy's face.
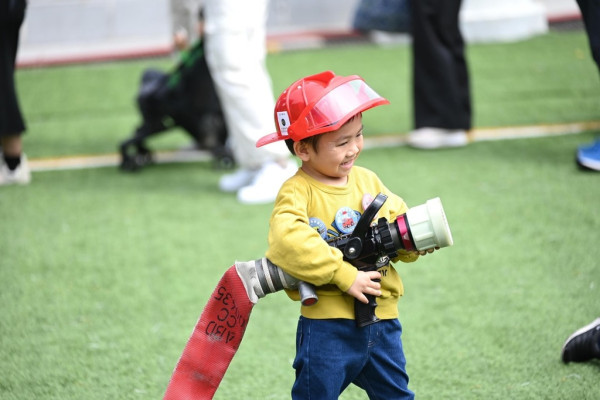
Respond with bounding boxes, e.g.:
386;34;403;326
294;114;364;186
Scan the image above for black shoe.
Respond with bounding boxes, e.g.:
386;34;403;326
561;318;600;363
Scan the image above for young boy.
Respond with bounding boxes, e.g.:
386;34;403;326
257;71;431;399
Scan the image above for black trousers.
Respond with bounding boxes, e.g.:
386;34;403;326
0;0;27;136
576;0;600;73
411;0;471;131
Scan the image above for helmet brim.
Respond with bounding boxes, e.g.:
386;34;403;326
256;132;282;148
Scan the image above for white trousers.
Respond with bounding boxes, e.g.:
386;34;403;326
203;0;289;169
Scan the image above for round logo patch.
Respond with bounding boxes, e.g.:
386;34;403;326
333;207;360;235
309;217;328;239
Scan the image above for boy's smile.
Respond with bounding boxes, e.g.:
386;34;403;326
295;114;364;186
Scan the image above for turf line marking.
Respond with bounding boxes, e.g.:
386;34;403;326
29;149;214;172
29;120;600;172
363;120;600;149
472;120;600;141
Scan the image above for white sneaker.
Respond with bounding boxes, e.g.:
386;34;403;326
0;154;31;186
219;168;259;193
407;128;468;149
237;159;297;204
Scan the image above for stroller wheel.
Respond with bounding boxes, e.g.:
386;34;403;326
119;146;154;172
120;155;140;172
214;155;235;170
212;146;235;170
135;150;154;167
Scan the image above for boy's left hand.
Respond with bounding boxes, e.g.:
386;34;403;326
418;247;439;256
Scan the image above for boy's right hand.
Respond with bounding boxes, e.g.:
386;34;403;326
346;270;382;304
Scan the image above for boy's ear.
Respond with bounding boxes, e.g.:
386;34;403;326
293;141;310;162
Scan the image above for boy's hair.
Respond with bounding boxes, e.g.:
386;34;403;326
284;113;361;156
285;135;320;156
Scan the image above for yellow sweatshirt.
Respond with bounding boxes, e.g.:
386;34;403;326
265;166;418;320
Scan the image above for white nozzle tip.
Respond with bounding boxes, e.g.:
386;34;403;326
426;197;453;248
406;197;454;251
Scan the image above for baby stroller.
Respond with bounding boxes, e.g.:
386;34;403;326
119;39;233;171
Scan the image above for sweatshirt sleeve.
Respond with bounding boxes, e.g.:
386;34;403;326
265;179;358;293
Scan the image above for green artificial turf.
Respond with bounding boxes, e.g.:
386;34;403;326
2;30;600;399
2;133;600;399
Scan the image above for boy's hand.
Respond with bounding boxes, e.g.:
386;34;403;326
417;246;440;256
346;270;382;304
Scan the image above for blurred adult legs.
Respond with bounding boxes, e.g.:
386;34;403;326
0;0;30;185
203;0;296;203
575;0;600;171
408;0;471;149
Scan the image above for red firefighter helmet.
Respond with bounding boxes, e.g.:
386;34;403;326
256;71;389;148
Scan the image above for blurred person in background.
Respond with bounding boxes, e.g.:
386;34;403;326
0;0;30;185
574;0;600;171
171;0;199;52
561;1;600;365
562;318;600;363
407;0;471;150
202;0;297;204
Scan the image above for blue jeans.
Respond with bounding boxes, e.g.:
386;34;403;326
292;317;414;400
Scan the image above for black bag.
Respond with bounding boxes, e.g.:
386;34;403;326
352;0;411;33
